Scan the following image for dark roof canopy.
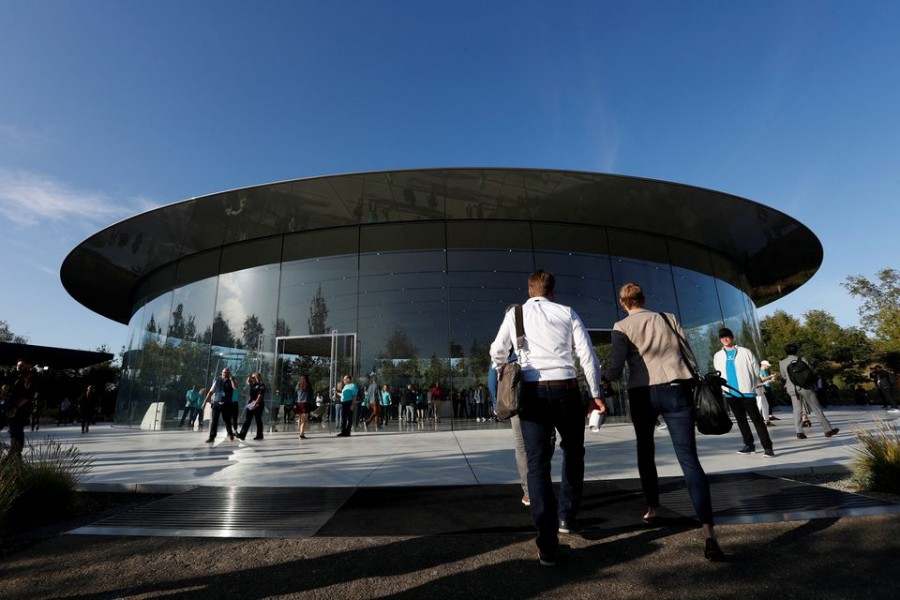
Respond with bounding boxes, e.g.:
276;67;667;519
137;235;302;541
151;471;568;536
61;168;823;324
0;342;114;370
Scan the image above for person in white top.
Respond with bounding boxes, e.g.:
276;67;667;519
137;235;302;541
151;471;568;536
489;270;606;567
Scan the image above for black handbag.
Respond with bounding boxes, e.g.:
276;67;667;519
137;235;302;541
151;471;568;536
659;313;733;435
495;305;524;420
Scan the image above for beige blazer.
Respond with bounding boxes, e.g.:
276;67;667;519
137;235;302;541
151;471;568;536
606;309;696;389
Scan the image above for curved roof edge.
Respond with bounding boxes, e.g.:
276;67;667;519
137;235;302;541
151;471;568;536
61;168;823;324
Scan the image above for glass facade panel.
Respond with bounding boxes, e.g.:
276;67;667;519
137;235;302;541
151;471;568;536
609;256;677;319
447;248;534;420
716;278;759;355
169;275;218;409
128;289;174;424
113;222;764;429
358;250;449;406
672;266;723;373
209;263;282;416
535;251;617;328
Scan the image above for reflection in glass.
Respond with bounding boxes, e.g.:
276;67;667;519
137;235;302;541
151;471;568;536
113;223;764;430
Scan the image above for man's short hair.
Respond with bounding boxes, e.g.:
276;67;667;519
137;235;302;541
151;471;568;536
618;282;645;309
784;343;799;355
528;270;555;297
718;327;734;339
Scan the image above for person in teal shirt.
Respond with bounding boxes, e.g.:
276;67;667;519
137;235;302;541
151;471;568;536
179;385;202;428
337;374;358;437
713;328;774;457
380;384;392;426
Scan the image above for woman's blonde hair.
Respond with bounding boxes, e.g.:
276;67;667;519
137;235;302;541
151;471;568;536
619;282;645;309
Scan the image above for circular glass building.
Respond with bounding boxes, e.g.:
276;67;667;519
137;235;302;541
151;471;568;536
61;168;822;429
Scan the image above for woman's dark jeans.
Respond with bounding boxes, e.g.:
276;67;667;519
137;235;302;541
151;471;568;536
629;383;714;525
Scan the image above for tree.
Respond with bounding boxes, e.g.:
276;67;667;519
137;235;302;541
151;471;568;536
759;310;804;363
0;320;27;344
209;312;236;348
146;314;159;335
382;328;417;359
308;285;329;335
843;268;900;353
377;328;420;384
167;304;197;341
241;314;265;351
760;309;872;389
275;318;291;338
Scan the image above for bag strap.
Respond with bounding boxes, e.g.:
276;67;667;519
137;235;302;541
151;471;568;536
514;305;525;351
659;312;742;395
658;312;700;376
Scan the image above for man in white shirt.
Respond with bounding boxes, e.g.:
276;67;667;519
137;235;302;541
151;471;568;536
490;270;605;567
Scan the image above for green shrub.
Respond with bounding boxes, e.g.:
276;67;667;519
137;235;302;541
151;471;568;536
852;420;900;495
0;437;94;527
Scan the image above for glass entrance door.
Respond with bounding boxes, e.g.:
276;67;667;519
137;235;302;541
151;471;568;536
274;332;357;433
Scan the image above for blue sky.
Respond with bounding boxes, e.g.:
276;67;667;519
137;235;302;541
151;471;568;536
1;1;898;353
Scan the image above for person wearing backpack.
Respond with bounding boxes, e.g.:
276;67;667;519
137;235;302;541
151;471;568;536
779;344;839;440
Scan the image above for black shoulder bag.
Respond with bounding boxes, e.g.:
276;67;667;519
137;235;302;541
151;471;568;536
495;305;524;420
659;313;733;435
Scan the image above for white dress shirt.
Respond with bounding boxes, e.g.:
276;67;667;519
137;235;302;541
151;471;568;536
489;296;602;398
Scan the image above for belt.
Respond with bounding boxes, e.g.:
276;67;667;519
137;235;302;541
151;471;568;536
528;379;577;388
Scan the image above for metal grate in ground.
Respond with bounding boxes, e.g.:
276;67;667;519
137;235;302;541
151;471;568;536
659;472;900;524
67;473;900;539
68;487;355;538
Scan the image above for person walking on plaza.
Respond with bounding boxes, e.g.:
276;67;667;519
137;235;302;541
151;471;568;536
430;382;444;423
605;282;724;561
336;374;357;437
489;269;606;567
402;384;416;423
364;374;380;430
757;361;778;426
473;383;487;422
179;385;202;428
781;345;839;439
380;384;392;426
8;359;36;455
870;365;899;412
295;374;312;439
237;372;266;441
713;328;775;457
203;367;237;443
77;384;99;434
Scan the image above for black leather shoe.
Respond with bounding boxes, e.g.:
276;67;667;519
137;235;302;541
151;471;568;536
558;518;581;534
704;538;725;562
538;552;557;567
796;432;807;439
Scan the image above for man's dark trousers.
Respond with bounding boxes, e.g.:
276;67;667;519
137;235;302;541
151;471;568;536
518;379;584;558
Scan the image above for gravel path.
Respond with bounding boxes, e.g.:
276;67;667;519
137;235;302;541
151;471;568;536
3;502;900;599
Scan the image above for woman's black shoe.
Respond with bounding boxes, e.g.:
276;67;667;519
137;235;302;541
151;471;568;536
704;538;725;562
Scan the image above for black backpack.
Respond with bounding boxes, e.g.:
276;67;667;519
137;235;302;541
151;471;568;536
786;358;817;390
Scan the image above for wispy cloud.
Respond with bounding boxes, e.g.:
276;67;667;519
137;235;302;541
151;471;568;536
0;168;131;226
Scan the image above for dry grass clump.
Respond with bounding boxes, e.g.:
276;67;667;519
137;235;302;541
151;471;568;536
852;420;900;495
0;437;94;529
